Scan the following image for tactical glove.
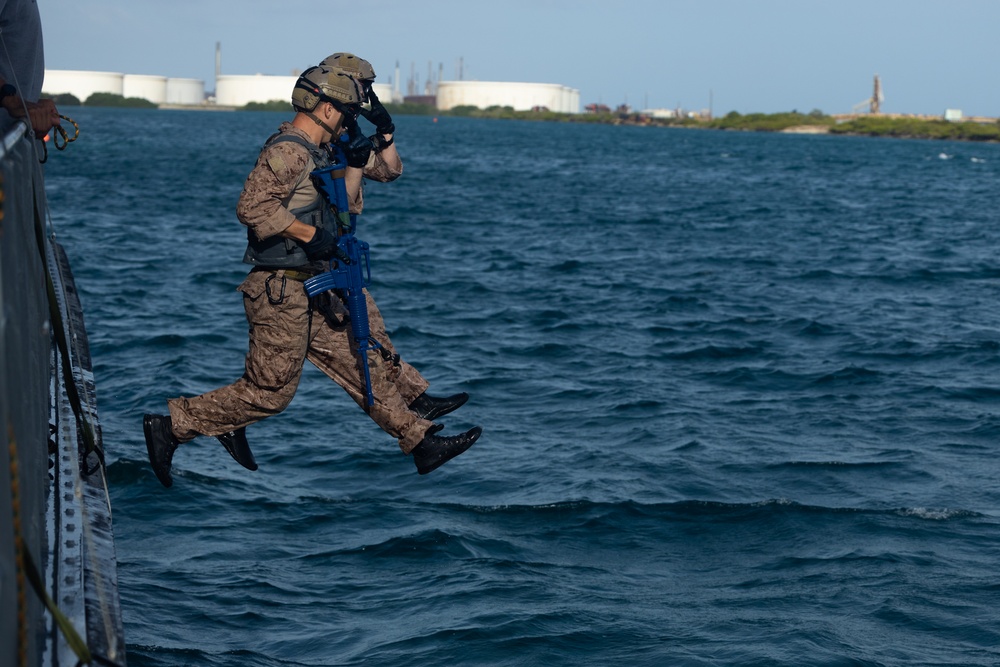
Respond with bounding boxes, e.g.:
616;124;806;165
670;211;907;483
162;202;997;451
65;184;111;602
360;87;395;136
303;227;350;263
341;118;373;168
371;133;394;152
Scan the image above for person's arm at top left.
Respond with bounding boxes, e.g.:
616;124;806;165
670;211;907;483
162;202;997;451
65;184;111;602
0;77;60;138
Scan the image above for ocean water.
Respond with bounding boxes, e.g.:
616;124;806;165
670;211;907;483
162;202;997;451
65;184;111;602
43;107;1000;666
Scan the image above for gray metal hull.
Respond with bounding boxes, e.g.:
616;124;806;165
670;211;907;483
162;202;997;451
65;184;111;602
1;122;126;667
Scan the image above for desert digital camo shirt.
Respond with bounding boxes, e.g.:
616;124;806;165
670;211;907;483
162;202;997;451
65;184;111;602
236;121;403;242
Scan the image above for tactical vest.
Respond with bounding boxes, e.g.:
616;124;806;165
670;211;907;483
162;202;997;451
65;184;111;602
242;133;344;269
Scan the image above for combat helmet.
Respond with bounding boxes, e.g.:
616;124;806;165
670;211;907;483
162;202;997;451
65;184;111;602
291;65;363;112
320;52;376;82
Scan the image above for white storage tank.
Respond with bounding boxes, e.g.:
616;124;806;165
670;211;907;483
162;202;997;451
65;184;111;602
215;74;297;107
564;86;580;113
123;74;167;104
371;82;393;104
166;78;206;105
42;69;123;101
436;81;580;113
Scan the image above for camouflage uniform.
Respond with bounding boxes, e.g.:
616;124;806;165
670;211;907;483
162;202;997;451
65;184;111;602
167;122;431;453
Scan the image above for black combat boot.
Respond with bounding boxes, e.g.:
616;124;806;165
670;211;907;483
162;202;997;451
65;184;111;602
408;391;469;421
143;414;180;488
216;427;258;471
411;425;483;475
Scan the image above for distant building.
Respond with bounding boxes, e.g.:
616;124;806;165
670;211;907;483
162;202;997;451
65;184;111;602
214;74;296;106
403;95;436;106
122;74;167;104
642;108;678;119
43;68;576;113
44;69;124;100
437;81;579;113
43;69;205;105
944;108;963;121
166;79;206;105
214;76;394;107
42;69;394;107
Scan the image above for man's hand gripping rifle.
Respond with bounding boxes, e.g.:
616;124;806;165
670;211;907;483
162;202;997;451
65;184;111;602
303;155;384;409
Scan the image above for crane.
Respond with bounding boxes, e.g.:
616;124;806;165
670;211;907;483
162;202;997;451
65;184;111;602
852;74;884;114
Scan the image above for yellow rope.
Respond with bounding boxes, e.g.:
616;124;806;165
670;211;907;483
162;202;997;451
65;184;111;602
39;114;80;163
18;533;94;664
52;114;79;150
9;426;107;666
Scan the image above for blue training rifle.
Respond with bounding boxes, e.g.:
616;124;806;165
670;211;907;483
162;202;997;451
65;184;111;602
303;154;383;409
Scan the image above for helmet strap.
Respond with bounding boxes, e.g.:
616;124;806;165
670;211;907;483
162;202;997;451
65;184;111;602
305;110;340;138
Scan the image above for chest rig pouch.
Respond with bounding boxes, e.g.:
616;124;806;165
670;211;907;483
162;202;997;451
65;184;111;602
242;134;346;269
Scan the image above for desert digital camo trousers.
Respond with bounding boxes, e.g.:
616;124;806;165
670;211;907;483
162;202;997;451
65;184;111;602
365;285;430;404
167;269;433;454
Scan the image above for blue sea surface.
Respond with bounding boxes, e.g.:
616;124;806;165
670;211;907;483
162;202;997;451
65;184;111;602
44;108;1000;666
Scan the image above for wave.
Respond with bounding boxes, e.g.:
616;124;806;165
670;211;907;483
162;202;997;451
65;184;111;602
427;498;986;523
701;365;885;391
666;343;769;361
813;365;883;385
769;459;904;471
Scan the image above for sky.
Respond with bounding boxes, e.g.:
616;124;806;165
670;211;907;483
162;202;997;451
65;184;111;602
38;0;1000;117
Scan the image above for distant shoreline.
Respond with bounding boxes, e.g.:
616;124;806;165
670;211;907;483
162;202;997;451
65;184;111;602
388;105;1000;143
49;96;1000;143
478;108;1000;143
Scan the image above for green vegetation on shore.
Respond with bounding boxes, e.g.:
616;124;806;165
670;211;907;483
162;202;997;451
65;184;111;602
242;100;289;111
402;105;1000;142
42;92;156;108
703;110;834;132
47;92;81;106
828;116;1000;141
